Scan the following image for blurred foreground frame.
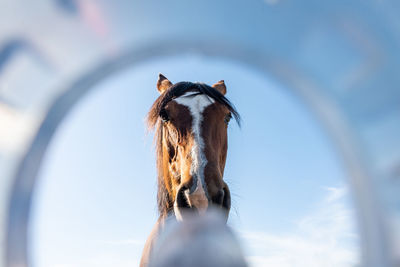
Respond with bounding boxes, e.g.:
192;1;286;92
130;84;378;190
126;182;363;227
148;210;247;267
1;1;400;267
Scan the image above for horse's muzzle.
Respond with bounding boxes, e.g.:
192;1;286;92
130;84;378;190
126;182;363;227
174;183;231;222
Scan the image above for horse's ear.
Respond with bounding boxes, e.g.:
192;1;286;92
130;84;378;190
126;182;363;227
157;73;173;94
212;80;226;95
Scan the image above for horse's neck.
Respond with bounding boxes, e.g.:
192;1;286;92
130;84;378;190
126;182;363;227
140;214;175;267
140;216;163;267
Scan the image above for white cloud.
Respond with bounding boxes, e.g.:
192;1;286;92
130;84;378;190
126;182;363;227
239;186;360;267
97;238;144;246
42;238;145;267
51;255;138;267
38;187;360;267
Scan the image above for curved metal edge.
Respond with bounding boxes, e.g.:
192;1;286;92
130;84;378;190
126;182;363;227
5;38;389;267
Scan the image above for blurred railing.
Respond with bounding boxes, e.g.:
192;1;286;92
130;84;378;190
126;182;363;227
1;1;399;266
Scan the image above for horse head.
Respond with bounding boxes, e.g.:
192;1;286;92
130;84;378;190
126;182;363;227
147;74;240;222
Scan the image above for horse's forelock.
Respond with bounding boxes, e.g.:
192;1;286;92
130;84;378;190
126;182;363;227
147;82;240;130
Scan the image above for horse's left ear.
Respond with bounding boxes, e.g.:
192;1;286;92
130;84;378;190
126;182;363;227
212;80;226;95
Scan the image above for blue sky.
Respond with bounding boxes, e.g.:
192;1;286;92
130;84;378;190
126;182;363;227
28;55;359;267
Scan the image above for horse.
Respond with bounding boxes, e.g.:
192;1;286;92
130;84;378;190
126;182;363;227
140;74;240;267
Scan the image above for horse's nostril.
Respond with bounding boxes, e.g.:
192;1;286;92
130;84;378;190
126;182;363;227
222;187;231;211
176;186;191;209
212;189;225;206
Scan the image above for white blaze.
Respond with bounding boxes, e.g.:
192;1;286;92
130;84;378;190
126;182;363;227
173;92;214;218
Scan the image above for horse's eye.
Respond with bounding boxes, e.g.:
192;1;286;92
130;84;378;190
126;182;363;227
159;109;169;123
224;113;232;125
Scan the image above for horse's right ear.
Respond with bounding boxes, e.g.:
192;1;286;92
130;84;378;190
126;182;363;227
212;80;226;95
157;73;173;94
